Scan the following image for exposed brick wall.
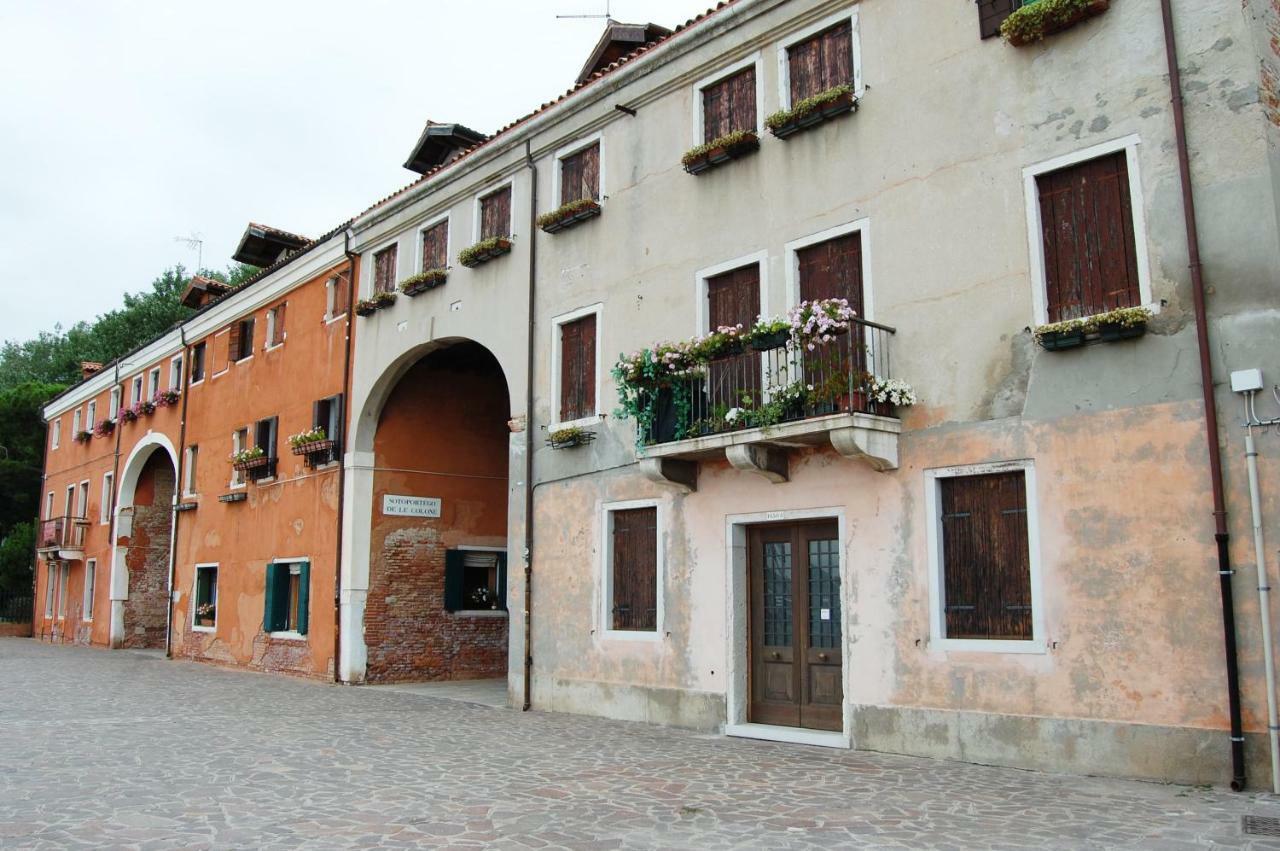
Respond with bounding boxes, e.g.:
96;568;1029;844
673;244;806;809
122;451;174;649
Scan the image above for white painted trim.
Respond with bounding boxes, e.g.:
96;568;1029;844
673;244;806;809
51;418;60;450
230;427;248;489
82;558;97;622
724;723;848;749
551;132;605;207
267;556;311;638
1022;134;1156;327
598;498;666;642
56;562;69;619
130;374;143;406
72;407;82;437
549;302;604;429
85;400;96;431
324;274;347;321
267;630;307;642
168;354;183;390
367;236;400;299
76;480;89;519
183;445;199;497
691;51;765;143
472;178;517;244
923;459;1046;655
783;217;874;321
108;386;121;420
147;366;161;399
190;562;218;633
694;250;771;336
415;212;452;274
776;6;863;110
100;472;113;524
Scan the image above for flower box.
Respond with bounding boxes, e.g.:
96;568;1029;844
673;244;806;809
118;408;139;424
155;389;181;408
766;86;857;140
290;439;337;466
218;492;247;504
1036;328;1087;350
459;236;512;268
354;301;378;317
682;131;760;176
94;419;116;437
538;199;602;234
750;330;791;351
546;427;596;450
399;269;448;296
1002;0;1110;47
232;455;269;473
1097;320;1147;342
356;291;397;316
74;430;93;444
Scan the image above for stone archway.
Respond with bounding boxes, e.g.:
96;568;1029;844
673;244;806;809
110;436;179;649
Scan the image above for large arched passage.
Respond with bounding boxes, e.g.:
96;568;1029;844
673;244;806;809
110;438;178;649
362;340;513;683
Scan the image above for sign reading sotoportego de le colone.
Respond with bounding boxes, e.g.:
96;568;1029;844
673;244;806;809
381;494;442;518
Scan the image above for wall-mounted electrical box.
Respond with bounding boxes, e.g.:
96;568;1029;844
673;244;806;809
1231;368;1264;393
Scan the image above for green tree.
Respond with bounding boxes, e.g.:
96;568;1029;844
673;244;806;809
0;523;34;605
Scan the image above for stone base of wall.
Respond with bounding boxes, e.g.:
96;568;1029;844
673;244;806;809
536;677;727;731
0;622;32;638
851;703;1272;789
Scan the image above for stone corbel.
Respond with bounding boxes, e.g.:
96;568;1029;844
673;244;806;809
725;444;789;483
829;426;899;472
638;457;698;493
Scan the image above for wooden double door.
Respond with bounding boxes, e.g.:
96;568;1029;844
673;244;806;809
748;521;843;731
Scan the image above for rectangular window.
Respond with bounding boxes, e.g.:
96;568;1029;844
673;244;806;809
72;408;82;436
559;143;600;205
443;549;507;612
704;262;762;409
978;0;1017;39
109;387;121;418
479;185;512;241
558;313;597;423
148;367;161;398
131;375;143;405
64;485;75;517
786;19;854;104
1035;150;1141;322
184;446;198;496
83;559;96;621
77;481;89;519
266;303;287;347
251;416;278;481
100;473;113;524
420;220;449;272
606;506;659;632
232;427;249;487
51;419;60;450
86;401;96;430
326;272;350;319
57;563;69;619
373;246;397;294
937;470;1034;642
44;563;55;618
702;66;757;142
312;395;344;463
190;342;206;383
229;317;255;363
170;354;183;388
193;564;218;630
264;560;309;635
44;491;54;519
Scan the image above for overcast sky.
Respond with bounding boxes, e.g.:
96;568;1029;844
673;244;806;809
0;0;710;345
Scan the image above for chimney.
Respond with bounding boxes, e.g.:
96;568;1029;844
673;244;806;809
80;362;103;380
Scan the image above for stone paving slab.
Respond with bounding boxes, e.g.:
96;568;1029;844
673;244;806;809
3;638;1280;849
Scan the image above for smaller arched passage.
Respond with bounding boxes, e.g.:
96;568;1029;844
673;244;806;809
110;436;179;649
362;341;514;683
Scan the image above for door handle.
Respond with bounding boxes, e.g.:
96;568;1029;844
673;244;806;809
771;651;781;660
818;652;828;661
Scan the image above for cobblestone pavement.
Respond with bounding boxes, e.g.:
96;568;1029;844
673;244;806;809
4;639;1280;850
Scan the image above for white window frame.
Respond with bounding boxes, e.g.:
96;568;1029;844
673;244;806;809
130;375;143;405
264;304;286;350
472;178;516;245
924;459;1046;655
86;400;96;431
1022;134;1156;327
783;217;875;319
190;341;208;385
366;238;400;298
148;367;161;399
56;562;69;619
549;303;604;430
324;275;347;322
453;545;510;617
100;473;114;524
44;563;55;618
210;330;230;380
44;491;54;519
191;563;219;633
83;559;96;621
230;428;248;489
599;498;665;642
77;480;90;520
267;556;310;640
416;212;452;274
691;52;765;144
183;445;199;497
550;133;606;208
72;407;82;436
169;354;183;389
64;484;75;517
109;386;121;419
776;7;864;111
51;418;60;450
694;250;771;336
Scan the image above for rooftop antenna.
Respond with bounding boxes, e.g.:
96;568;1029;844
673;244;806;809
556;0;612;21
174;233;204;271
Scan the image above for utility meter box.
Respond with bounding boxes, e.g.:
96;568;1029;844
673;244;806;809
1230;368;1264;393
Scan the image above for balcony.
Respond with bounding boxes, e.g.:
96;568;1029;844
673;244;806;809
625;318;903;489
37;515;89;560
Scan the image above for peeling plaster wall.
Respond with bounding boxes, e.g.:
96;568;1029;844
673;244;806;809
121;451;173;649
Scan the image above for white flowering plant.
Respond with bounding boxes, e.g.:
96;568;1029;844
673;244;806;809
868;377;917;407
288;427;327;449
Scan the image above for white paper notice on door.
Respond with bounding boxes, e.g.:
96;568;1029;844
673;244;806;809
820;608;831;621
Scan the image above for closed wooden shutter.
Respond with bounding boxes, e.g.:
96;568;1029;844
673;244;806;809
706;264;760;330
227;323;241;366
1038;151;1141;322
788;19;852;103
263;563;287;632
611;507;657;631
420;221;448;271
495;551;508;611
702;66;756;142
443;549;465;612
797;232;864;312
255;416;278;459
272;303;286;345
331;271;350;315
940;472;1032;640
978;0;1017;38
374;247;397;293
560;143;600;205
481;186;512;240
295;562;310;635
559;314;596;422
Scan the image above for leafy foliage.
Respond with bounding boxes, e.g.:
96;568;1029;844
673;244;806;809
1000;0;1108;45
681;130;759;167
764;84;855;131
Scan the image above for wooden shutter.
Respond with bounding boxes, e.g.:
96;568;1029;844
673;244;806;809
702;66;756;142
256;417;278;459
940;472;1032;640
263;563;287;632
443;549;465;612
495;552;508;611
706;264;760;329
560;143;600;205
227;323;241;366
421;221;448;271
788;20;852;103
559;314;596;422
978;0;1017;39
611;507;657;631
332;271;350;315
1038;151;1141;322
295;562;310;635
481;187;512;240
374;247;396;293
272;303;286;345
797;232;865;313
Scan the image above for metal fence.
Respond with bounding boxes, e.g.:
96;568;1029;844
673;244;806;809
0;591;33;623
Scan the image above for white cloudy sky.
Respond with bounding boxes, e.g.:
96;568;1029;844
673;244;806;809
0;0;710;344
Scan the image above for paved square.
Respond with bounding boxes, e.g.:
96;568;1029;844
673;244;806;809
3;639;1279;849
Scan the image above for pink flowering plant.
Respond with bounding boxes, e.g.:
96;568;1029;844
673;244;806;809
94;418;116;437
787;298;856;350
154;389;181;407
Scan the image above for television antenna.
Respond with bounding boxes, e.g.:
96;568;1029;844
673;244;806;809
556;0;612;20
174;233;204;271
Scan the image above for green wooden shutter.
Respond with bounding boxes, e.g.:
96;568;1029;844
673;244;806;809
443;550;464;612
296;561;310;635
495;552;508;611
263;562;281;632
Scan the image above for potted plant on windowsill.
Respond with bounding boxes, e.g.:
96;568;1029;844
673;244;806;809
1001;0;1110;46
1033;317;1088;350
118;407;139;424
74;430;93;444
230;446;268;472
788;298;856;351
537;198;602;234
547;425;597;449
1093;306;1152;342
467;586;500;611
195;603;216;628
135;399;156;417
868;377;918;414
399;269;448;296
94;418;116;438
459;236;513;268
682;129;760;175
765;84;857;139
155;389;180;407
355;290;397;316
288;427;336;464
748;318;793;351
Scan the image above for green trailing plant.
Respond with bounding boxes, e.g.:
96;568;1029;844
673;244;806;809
681;129;759;168
765;84;856;131
458;236;512;267
399;269;448;293
536;198;600;230
1000;0;1108;45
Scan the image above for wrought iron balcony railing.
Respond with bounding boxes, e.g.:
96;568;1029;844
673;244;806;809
38;515;88;553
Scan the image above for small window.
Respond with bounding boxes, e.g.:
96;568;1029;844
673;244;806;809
190;342;206;383
193;565;218;630
264;560;309;635
83;559;96;621
131;375;143;405
479;186;512;241
977;0;1017;39
44;563;55;618
72;408;82;436
701;66;756;142
266;303;287;348
310;395;344;464
444;550;507;612
420;220;449;272
229;317;255;363
148;367;161;398
255;417;278;459
557;313;597;423
326;273;350;319
373;246;397;294
170;354;183;389
231;427;249;487
785;19;854;105
606;506;658;632
76;481;89;519
57;563;69;619
184;446;198;496
51;419;60;450
559;143;600;205
44;491;54;519
100;473;113;524
64;484;75;517
109;387;121;418
86;401;96;430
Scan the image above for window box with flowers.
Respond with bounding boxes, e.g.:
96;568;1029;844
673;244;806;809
547;425;597;450
537;198;602;234
355;290;397;317
94;418;116;438
459;236;513;268
1001;0;1110;47
230;446;270;478
288;428;337;466
682;130;760;176
154;389;181;408
399;268;448;297
118;407;139;424
1033;306;1151;351
765;84;857;140
74;430;93;444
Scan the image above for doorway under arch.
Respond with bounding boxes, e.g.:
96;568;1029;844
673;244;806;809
111;439;178;649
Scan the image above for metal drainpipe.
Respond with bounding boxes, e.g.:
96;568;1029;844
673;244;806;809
164;327;192;658
1159;0;1246;790
30;410;51;636
107;361;123;646
334;229;358;683
1243;406;1279;792
522;141;538;711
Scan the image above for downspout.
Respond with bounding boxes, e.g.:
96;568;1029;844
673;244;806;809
30;416;50;635
334;228;358;683
164;327;192;658
107;361;123;646
1159;0;1246;790
522;140;538;711
1243;408;1279;792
